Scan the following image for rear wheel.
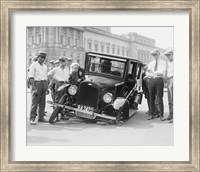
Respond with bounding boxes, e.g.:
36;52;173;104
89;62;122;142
49;94;67;123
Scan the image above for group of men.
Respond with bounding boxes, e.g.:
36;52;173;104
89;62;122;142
28;51;74;125
142;48;174;123
28;48;173;125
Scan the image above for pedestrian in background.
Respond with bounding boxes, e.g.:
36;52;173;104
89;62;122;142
49;60;55;71
29;51;48;125
54;60;60;68
164;49;174;123
146;49;166;121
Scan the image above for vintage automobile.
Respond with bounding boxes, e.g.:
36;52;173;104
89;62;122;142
48;52;143;125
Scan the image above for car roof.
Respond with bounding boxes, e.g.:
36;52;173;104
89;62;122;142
87;51;143;64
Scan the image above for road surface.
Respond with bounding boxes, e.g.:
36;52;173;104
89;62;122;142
27;90;173;146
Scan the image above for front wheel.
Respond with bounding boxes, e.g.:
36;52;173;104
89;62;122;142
116;101;129;125
49;94;67;123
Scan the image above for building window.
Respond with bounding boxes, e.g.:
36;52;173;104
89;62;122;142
126;49;129;56
94;44;98;52
117;47;120;55
61;35;67;45
88;42;92;51
75;37;80;47
67;37;72;46
122;47;125;56
112;45;115;54
101;45;104;52
106;43;110;54
107;46;110;53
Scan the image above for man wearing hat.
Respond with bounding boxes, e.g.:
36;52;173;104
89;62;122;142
29;51;48;125
66;57;73;70
164;49;174;123
48;56;70;103
146;49;167;121
49;60;55;70
54;60;60;68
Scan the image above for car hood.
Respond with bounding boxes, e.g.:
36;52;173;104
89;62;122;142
85;75;122;87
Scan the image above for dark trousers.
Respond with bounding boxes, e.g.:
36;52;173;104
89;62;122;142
144;91;150;111
148;78;164;117
30;81;48;120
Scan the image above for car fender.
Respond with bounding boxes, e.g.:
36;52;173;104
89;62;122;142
113;97;128;110
57;83;70;91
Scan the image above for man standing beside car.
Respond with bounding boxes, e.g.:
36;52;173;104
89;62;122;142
164;49;174;123
29;51;48;125
48;56;70;103
146;49;166;121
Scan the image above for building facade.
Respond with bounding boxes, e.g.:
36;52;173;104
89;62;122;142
27;26;166;68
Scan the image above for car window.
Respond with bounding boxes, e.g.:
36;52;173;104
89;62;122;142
89;55;125;78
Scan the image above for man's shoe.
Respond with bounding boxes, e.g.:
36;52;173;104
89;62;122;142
169;119;173;123
154;114;160;118
38;117;47;122
166;116;173;120
30;119;36;125
49;120;55;124
147;116;154;120
160;116;166;121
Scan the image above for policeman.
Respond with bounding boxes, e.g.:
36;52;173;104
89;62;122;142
29;51;48;125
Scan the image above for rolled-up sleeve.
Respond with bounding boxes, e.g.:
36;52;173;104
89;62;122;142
48;68;55;77
29;63;35;79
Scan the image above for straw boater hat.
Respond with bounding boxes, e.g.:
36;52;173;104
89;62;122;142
151;49;160;55
164;49;173;55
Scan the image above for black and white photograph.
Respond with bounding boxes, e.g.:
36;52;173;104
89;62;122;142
26;26;174;146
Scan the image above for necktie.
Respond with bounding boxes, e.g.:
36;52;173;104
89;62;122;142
154;60;158;71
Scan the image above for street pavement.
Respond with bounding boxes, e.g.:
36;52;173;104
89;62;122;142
27;89;173;146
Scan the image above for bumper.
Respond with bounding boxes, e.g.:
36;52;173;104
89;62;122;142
47;100;116;120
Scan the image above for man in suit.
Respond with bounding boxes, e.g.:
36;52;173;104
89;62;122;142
146;49;166;121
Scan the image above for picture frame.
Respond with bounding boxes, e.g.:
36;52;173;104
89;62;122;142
0;0;199;171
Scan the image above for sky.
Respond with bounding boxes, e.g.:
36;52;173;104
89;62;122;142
111;27;173;50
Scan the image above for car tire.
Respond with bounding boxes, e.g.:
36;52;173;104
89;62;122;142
116;101;129;122
49;94;67;123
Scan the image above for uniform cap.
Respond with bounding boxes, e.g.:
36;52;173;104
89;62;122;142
151;49;160;55
49;60;55;64
59;56;66;61
66;57;72;61
38;51;47;57
54;60;59;64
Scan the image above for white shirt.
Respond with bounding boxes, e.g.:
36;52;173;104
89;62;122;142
167;61;173;78
147;58;166;76
48;66;70;82
29;61;48;81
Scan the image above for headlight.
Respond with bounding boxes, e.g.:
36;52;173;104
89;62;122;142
68;85;77;95
103;92;113;103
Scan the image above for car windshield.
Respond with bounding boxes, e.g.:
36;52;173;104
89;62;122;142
88;55;125;78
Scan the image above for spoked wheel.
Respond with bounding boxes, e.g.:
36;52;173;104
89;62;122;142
116;101;129;126
49;94;67;124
